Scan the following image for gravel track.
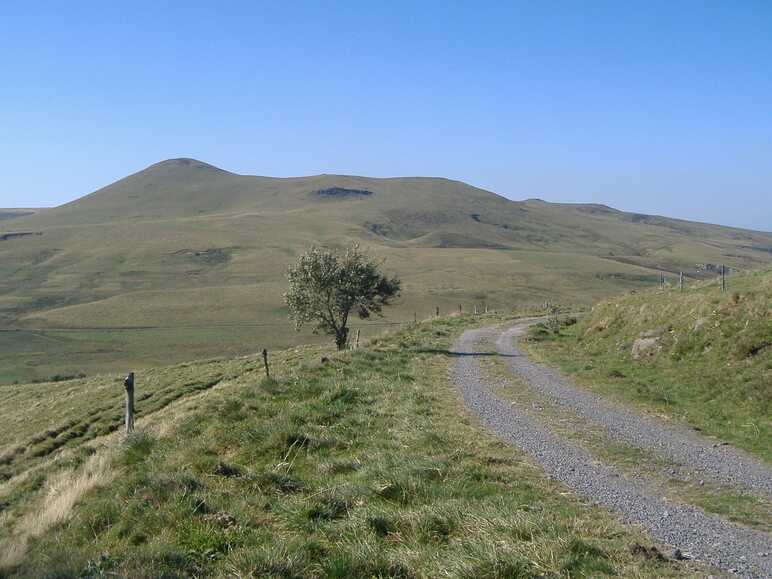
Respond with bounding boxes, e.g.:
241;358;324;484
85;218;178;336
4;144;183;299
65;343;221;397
495;322;772;498
454;325;772;578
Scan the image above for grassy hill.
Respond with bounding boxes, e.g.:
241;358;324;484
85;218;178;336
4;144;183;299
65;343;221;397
2;158;771;382
525;268;772;461
0;316;693;577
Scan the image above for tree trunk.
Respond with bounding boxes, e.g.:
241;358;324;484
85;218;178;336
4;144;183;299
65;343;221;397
335;327;349;350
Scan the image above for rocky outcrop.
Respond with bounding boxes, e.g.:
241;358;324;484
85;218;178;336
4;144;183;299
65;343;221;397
632;330;661;359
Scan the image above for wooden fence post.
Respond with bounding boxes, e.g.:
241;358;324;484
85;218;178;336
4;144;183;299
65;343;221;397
414;312;417;325
721;265;726;292
679;271;683;292
474;305;478;315
484;303;488;314
262;348;270;379
436;306;439;318
355;329;360;349
459;304;462;314
123;372;135;435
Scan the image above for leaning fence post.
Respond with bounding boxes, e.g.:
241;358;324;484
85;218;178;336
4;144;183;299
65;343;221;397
262;348;270;379
355;329;361;349
123;372;135;435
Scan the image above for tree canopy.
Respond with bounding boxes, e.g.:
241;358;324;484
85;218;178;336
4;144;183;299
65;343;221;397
285;244;401;349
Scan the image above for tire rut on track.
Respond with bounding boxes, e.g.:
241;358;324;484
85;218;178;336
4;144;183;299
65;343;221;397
454;323;772;579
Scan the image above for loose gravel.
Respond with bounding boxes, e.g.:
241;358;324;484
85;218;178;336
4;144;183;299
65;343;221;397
454;325;772;578
495;322;772;498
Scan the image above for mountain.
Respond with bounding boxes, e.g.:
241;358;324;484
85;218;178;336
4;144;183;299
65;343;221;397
1;158;771;381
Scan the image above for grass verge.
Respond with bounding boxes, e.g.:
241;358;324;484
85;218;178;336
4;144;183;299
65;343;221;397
2;316;701;577
480;354;772;531
524;269;771;462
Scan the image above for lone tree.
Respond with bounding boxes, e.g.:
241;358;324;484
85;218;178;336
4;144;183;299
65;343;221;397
285;244;401;350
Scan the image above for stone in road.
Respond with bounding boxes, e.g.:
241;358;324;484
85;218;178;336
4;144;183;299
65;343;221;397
454;323;772;579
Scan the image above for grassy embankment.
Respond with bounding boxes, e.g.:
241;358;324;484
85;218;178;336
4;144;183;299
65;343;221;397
525;268;771;462
0;315;697;578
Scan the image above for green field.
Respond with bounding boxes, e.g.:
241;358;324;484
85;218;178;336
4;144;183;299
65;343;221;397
1;158;771;382
0;322;414;385
0;316;704;577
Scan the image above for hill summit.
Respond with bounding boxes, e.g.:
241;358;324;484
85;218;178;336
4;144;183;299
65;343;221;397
1;158;772;381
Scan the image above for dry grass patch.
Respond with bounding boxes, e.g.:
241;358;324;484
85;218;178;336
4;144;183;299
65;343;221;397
0;450;114;570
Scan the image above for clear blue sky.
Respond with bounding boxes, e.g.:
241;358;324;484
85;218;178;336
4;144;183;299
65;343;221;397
1;1;770;230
